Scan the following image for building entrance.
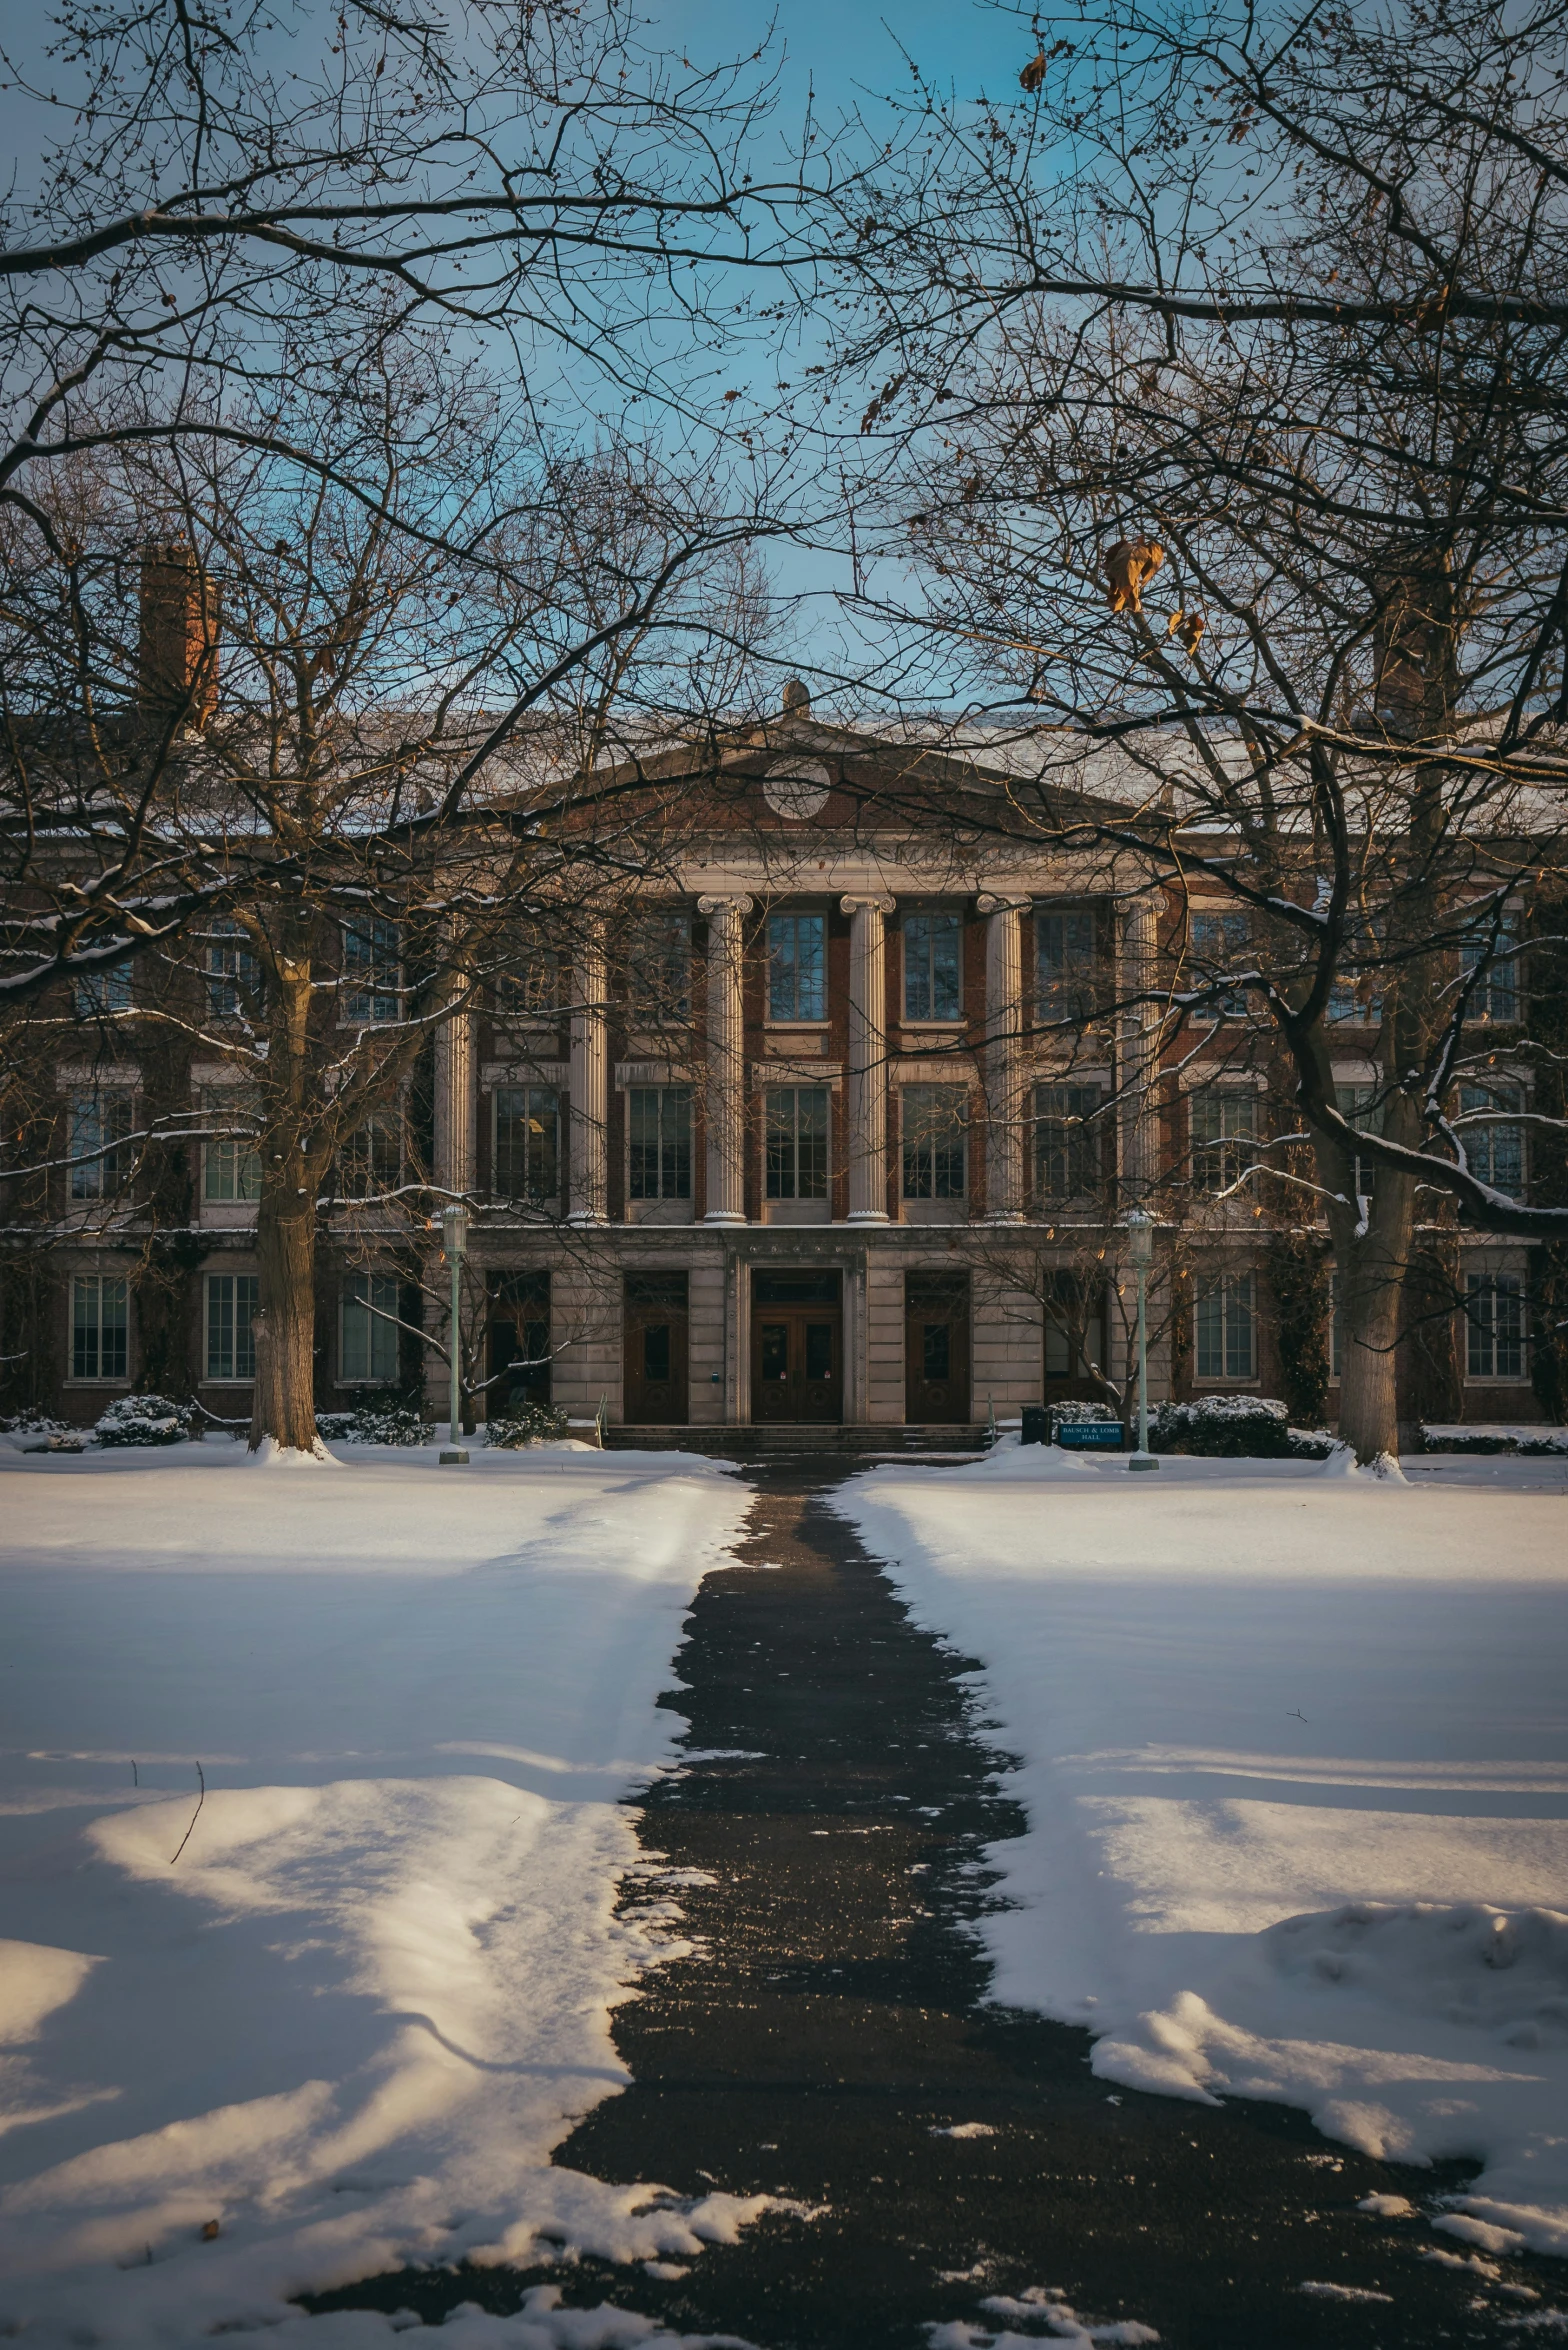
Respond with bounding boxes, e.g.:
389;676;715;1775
751;1269;842;1423
623;1272;689;1423
488;1272;551;1415
905;1271;971;1422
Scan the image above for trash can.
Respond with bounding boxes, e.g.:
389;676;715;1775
1020;1404;1049;1447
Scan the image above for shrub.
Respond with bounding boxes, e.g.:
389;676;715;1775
485;1402;571;1448
1421;1423;1568;1456
1;1412;70;1438
1051;1399;1119;1424
1150;1395;1297;1458
315;1400;430;1446
95;1394;189;1447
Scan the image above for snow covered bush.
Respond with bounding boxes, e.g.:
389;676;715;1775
1150;1395;1331;1459
0;1412;70;1438
1422;1423;1568;1456
1051;1399;1119;1425
314;1399;430;1446
94;1393;189;1446
485;1402;571;1447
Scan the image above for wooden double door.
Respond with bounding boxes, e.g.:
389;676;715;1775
752;1269;842;1423
905;1271;971;1423
624;1272;689;1424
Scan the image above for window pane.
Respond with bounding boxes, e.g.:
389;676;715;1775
202;1091;260;1202
902;1085;967;1200
765;1086;829;1199
495;1087;559;1200
341;917;401;1023
1459;1084;1524;1194
342;1274;400;1382
1196;1281;1225;1378
626;913;692;1021
206;918;261;1021
70;1092;135;1200
1461;914;1520;1023
1191;1092;1258;1191
1190;911;1250;1018
904;913;962;1022
628;1087;691;1201
768;915;825;1022
1226;1273;1256;1379
1037;909;1098;1018
1035;1084;1102;1200
496;927;558;1015
73;965;133;1016
341;1115;401;1199
72;1277;126;1380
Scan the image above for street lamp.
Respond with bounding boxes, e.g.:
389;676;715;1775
1126;1208;1159;1473
440;1202;470;1465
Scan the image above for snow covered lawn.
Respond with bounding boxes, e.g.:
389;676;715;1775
0;1440;762;2348
838;1447;1568;2262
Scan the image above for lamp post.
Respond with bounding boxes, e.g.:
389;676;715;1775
1126;1208;1159;1472
440;1202;469;1465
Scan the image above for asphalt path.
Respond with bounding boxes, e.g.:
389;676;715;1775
305;1466;1552;2346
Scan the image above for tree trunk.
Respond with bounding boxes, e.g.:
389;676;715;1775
1321;1147;1416;1465
248;944;323;1455
249;1172;322;1452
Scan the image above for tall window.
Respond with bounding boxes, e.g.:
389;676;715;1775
69;1090;136;1200
205;919;261;1021
1458;1082;1524;1194
626;911;692;1022
341;916;401;1023
73;966;132;1017
1461;912;1520;1024
1190;1091;1258;1192
901;1085;968;1201
206;1273;258;1380
765;1086;829;1199
339;1113;402;1200
1036;908;1099;1019
768;913;826;1022
1334;1084;1385;1198
903;912;962;1022
201;1091;261;1203
341;1274;401;1382
1328;972;1384;1025
1035;1084;1104;1201
1196;1272;1256;1380
1466;1272;1525;1380
493;1087;560;1201
72;1275;128;1380
628;1086;692;1200
1189;911;1251;1018
495;928;559;1017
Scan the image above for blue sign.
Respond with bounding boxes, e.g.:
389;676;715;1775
1056;1421;1126;1450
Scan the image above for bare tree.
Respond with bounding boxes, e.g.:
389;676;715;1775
813;0;1568;1458
0;0;820;1005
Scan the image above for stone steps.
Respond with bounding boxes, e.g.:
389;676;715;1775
601;1423;991;1461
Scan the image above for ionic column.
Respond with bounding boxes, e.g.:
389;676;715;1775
841;893;895;1223
568;927;607;1224
1117;892;1161;1205
698;894;752;1225
978;893;1030;1221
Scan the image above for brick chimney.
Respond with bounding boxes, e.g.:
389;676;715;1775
138;541;218;726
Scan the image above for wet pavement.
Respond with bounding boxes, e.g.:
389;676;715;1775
305;1467;1554;2346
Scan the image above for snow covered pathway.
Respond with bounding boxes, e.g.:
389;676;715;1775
837;1448;1568;2276
0;1440;766;2349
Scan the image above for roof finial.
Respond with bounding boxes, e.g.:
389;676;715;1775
781;678;811;716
